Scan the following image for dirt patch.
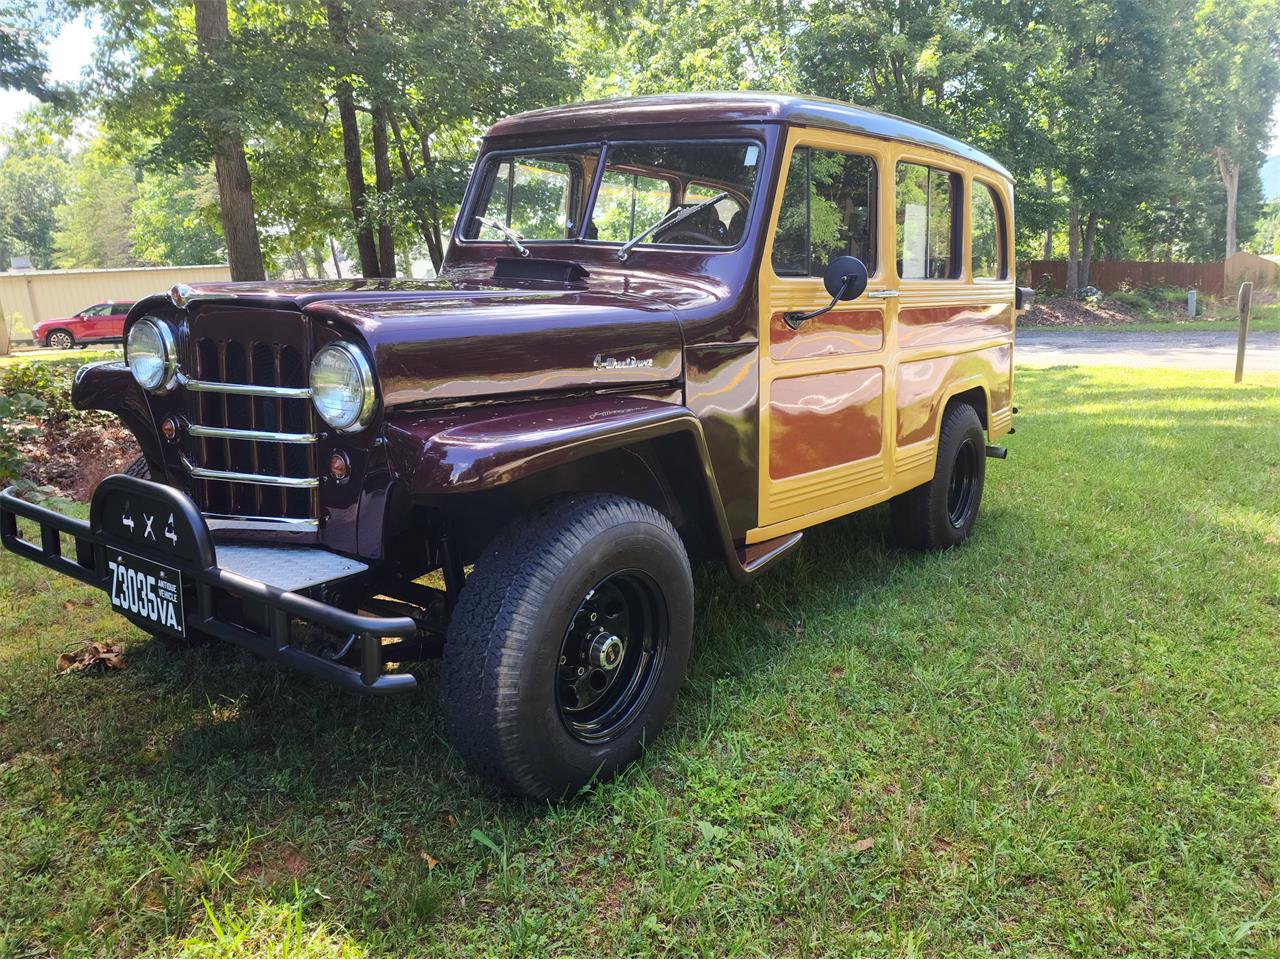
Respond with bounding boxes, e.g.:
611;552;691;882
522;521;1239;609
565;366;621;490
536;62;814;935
18;419;140;502
1021;296;1143;327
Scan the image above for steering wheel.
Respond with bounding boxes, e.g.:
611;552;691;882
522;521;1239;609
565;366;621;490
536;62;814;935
657;227;721;247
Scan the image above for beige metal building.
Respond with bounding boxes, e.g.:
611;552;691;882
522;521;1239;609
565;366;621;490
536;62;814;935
0;264;232;347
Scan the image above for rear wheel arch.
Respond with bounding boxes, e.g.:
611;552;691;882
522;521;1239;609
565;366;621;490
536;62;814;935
940;383;990;433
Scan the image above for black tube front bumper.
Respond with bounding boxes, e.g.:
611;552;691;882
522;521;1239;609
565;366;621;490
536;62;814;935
0;475;418;693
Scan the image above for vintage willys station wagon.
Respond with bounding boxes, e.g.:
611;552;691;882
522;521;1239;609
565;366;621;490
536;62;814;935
1;94;1031;798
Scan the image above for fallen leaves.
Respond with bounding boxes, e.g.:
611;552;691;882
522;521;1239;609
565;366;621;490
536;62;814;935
56;641;125;674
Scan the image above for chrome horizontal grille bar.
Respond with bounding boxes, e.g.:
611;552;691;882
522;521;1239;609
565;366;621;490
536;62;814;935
205;514;321;532
188;424;318;444
182;375;313;399
182;456;319;488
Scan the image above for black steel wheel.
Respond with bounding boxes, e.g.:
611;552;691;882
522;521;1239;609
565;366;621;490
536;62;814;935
890;400;987;550
441;494;694;800
556;570;668;744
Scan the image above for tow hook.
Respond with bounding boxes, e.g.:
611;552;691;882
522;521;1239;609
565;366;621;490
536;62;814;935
985;445;1008;459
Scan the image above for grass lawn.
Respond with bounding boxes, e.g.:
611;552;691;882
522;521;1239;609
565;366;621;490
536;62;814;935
0;347;121;369
1037;301;1280;334
2;364;1279;956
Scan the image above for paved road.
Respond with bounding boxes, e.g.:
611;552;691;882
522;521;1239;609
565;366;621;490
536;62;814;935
1016;329;1280;372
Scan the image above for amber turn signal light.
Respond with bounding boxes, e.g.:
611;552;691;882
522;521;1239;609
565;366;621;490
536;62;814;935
328;450;350;482
160;416;180;443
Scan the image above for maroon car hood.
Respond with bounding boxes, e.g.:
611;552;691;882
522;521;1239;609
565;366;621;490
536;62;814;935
309;285;683;408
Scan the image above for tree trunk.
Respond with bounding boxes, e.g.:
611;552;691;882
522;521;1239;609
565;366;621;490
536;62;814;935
1080;211;1098;289
329;237;343;278
1065;202;1080;295
1214;146;1239;259
405;113;447;273
1043;169;1053;260
390;114;445;273
326;0;380;277
194;0;265;281
371;105;397;277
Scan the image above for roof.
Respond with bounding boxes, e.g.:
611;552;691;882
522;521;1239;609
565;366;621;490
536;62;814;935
485;92;1013;181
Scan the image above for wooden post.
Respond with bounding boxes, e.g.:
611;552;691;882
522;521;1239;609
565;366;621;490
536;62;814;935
1235;281;1252;384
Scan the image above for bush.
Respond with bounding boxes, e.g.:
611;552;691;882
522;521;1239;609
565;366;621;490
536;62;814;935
0;390;46;482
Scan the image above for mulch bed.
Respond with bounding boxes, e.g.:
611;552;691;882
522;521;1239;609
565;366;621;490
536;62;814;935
1021;296;1144;327
18;418;141;502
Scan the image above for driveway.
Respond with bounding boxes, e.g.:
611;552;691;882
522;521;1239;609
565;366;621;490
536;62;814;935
1016;329;1280;372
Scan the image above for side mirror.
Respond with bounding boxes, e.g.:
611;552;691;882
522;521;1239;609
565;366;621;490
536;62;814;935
783;256;870;330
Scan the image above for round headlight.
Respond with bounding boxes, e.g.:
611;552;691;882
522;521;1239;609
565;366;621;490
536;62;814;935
310;342;375;432
126;317;176;392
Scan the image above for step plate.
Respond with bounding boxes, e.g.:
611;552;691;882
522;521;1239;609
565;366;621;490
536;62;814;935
214;544;368;592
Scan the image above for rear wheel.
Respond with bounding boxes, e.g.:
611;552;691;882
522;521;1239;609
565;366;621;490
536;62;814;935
890;401;987;550
441;494;694;800
45;329;74;350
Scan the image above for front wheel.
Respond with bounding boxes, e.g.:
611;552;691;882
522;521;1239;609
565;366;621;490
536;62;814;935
45;329;74;350
890;401;987;550
441;494;694;800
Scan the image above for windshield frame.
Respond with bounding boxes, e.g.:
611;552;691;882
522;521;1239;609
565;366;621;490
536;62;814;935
456;136;767;257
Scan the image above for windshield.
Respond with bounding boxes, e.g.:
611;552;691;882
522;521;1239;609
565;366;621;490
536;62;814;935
464;140;761;250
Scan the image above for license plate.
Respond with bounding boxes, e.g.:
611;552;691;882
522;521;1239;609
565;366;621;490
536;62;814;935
107;551;185;637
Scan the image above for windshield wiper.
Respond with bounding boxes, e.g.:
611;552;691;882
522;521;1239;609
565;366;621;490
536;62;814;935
475;216;530;258
615;191;730;262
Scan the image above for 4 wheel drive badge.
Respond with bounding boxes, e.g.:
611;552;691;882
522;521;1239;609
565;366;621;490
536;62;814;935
164;514;178;547
593;354;654;371
143;512;155;540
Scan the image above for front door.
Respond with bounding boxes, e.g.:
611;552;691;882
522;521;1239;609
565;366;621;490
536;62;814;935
756;128;896;533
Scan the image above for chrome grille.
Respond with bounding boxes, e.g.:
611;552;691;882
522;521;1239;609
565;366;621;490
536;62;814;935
181;332;320;523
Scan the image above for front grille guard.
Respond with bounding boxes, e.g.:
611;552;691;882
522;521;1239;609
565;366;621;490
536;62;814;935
0;481;417;693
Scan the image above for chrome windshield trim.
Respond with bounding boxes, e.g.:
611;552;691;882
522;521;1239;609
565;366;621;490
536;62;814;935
188;424;319;444
181;456;319;488
180;374;313;399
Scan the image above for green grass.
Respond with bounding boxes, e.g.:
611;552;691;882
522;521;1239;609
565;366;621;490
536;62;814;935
1045;301;1280;333
2;365;1279;956
0;347;121;369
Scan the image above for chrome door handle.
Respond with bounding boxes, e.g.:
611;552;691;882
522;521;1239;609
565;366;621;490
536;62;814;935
866;289;899;299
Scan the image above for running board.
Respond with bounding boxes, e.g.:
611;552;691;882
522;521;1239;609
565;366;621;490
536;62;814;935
733;532;803;583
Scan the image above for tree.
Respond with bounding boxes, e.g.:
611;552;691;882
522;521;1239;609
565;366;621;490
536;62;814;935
130;165;225;264
192;0;265;279
53;138;139;268
1182;0;1280;259
0;109;70;269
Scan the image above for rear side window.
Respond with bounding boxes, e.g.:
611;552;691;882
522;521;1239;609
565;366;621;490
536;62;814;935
772;147;876;277
896;162;958;279
971;182;1006;279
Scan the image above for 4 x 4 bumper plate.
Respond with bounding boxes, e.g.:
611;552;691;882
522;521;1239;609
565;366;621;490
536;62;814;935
0;474;418;693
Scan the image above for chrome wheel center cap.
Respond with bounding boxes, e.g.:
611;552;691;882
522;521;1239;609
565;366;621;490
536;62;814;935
589;632;625;671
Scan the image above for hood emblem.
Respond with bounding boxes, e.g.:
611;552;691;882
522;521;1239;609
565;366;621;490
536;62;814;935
593;354;654;371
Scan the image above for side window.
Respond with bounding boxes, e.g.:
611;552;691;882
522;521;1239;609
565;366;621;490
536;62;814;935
896;162;958;279
591;170;673;242
81;304;106;317
771;147;876;278
971;181;1005;279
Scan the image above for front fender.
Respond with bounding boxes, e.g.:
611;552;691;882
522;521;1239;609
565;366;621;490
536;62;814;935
382;395;785;582
71;361;165;472
384;395;703;495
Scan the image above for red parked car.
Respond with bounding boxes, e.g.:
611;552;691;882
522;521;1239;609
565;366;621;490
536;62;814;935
33;301;135;349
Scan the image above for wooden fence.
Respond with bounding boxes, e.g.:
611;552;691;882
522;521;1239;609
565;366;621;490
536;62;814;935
0;264;232;346
1020;252;1278;297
